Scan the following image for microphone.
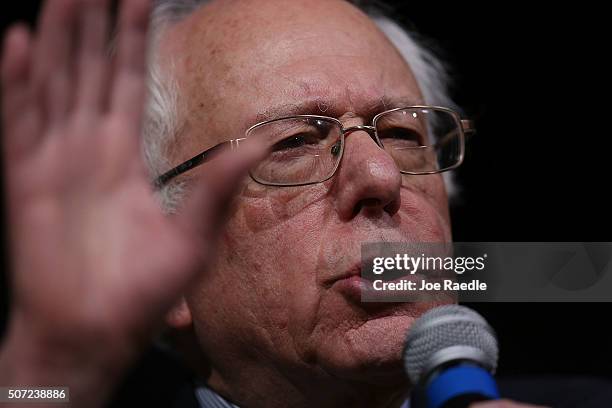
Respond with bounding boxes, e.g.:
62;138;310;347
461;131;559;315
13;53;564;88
403;305;500;408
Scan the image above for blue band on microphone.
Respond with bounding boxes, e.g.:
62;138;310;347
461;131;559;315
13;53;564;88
426;365;500;408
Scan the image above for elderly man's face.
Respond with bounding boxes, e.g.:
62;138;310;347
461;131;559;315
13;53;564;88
162;0;451;389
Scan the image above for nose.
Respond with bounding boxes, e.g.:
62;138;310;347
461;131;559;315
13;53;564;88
331;126;402;220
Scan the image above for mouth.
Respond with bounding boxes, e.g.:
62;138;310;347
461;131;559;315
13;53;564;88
327;261;413;305
324;263;363;286
327;260;452;305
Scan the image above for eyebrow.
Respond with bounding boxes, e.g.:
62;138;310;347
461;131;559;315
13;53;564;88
250;95;424;126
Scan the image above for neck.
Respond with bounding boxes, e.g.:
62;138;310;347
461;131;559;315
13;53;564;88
201;361;410;408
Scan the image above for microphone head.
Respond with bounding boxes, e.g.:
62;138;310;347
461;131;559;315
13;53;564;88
403;305;498;385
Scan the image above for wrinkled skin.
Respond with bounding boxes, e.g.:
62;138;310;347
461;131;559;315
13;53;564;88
0;0;495;407
160;1;452;407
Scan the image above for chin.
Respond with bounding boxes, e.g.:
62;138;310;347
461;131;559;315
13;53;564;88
311;301;448;384
319;313;416;384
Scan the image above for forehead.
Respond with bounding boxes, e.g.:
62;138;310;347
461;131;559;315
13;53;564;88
159;0;423;144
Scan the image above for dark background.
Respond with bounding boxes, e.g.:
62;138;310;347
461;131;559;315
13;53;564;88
1;0;610;402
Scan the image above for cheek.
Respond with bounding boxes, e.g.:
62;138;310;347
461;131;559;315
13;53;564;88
203;191;331;347
240;181;331;232
400;174;450;238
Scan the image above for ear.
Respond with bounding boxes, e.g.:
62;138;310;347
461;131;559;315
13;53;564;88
165;297;193;329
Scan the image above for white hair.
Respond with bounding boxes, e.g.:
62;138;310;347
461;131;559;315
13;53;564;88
142;0;458;212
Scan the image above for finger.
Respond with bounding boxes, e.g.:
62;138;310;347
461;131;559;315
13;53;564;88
1;24;38;161
109;0;151;131
175;139;268;240
74;0;111;113
31;0;79;127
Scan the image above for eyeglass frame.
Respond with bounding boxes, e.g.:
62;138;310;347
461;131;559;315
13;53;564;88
153;105;476;188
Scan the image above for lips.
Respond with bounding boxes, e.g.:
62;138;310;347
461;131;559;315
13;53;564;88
328;259;453;305
331;274;370;303
324;262;363;286
328;261;413;304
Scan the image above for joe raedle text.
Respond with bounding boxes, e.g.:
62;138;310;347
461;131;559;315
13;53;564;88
372;278;487;292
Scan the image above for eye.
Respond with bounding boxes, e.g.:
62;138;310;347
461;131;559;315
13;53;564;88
379;127;424;146
272;132;320;151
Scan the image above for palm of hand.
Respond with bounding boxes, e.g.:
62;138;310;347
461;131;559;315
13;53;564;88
1;0;262;365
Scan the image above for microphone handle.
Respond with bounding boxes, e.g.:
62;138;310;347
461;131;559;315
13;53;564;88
425;364;500;408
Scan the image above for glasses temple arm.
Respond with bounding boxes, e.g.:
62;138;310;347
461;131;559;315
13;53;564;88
433;119;476;150
153;140;235;189
461;119;476;137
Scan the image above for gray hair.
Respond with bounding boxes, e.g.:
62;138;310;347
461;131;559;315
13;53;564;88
142;0;458;212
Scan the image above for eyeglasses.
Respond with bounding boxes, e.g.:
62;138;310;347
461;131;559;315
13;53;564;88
154;106;475;188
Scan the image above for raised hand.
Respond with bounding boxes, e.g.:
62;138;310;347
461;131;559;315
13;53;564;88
0;0;263;405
